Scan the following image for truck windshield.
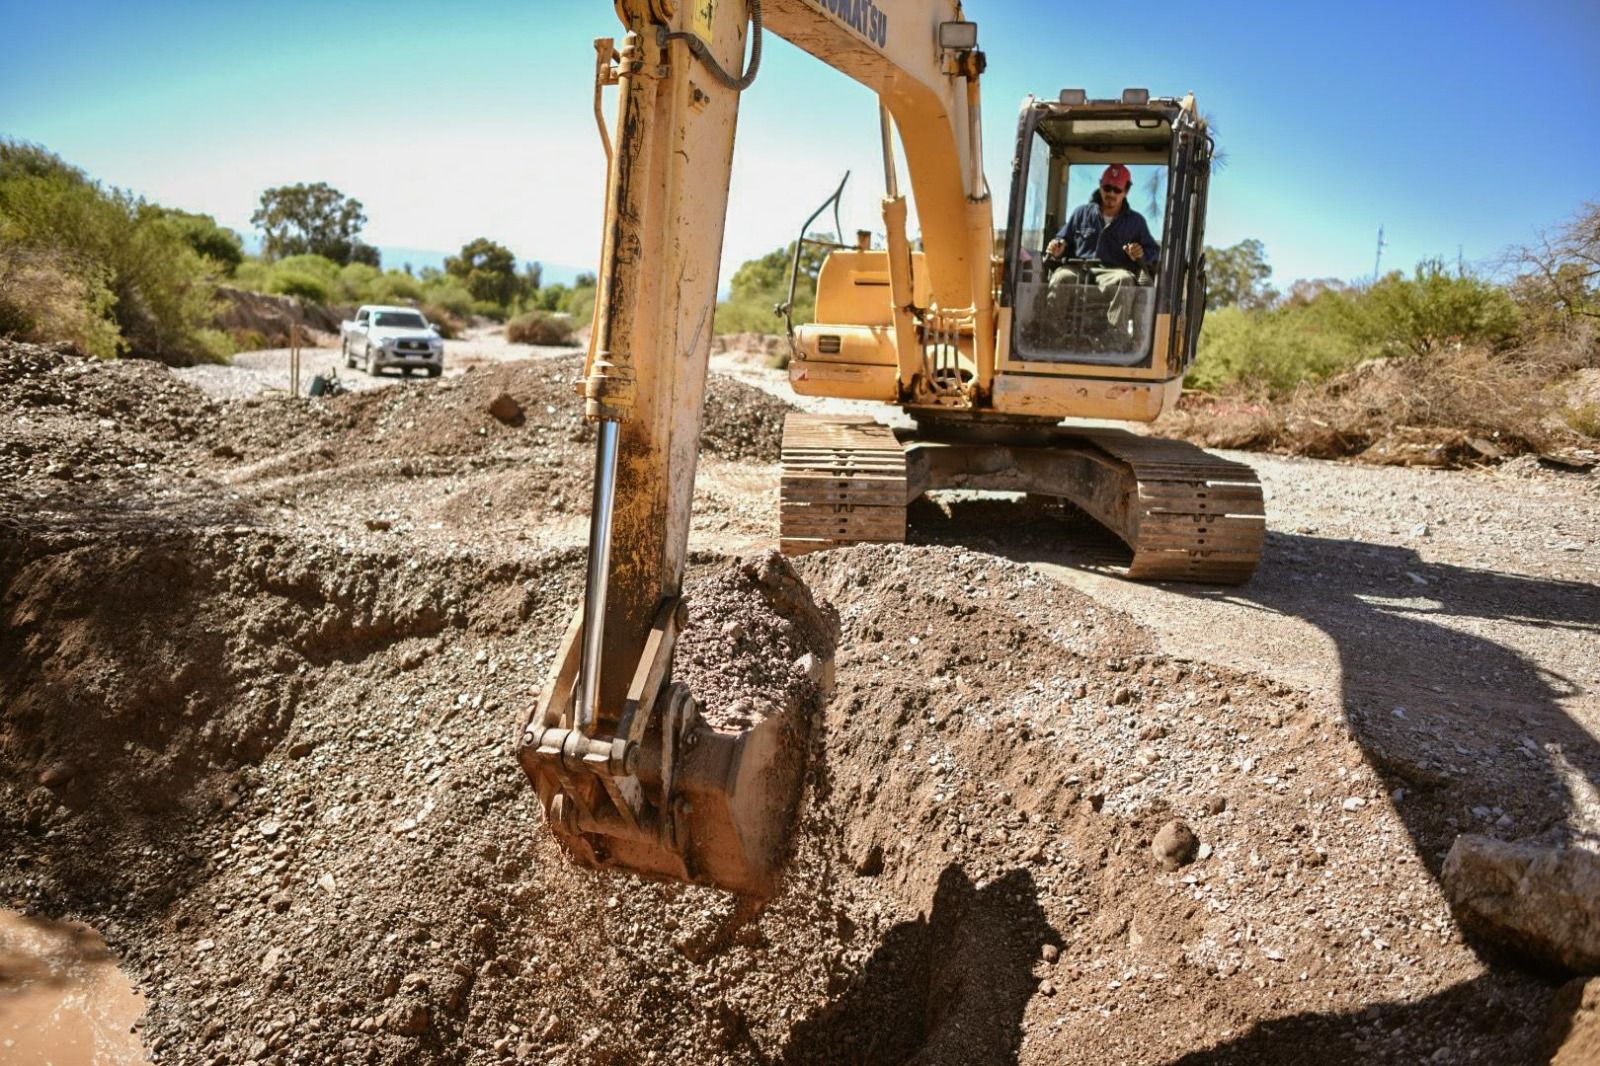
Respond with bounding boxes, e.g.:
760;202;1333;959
374;311;428;329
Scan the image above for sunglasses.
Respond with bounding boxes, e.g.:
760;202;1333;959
1101;185;1127;195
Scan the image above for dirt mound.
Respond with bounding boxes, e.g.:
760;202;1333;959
213;287;347;348
215;354;788;481
0;338;1565;1064
0;339;218;486
2;530;1547;1064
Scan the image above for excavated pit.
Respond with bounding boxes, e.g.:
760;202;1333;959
0;339;1564;1064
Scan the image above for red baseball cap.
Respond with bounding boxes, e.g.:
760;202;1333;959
1100;164;1132;190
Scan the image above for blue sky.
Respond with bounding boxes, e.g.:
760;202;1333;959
3;0;1597;288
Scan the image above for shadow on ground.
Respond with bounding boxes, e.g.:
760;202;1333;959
908;493;1600;1061
781;864;1059;1066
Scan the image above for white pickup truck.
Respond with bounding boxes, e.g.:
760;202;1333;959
340;305;444;377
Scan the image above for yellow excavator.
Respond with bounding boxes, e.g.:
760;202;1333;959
517;0;1264;897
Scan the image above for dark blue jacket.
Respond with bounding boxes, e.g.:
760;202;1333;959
1054;193;1160;270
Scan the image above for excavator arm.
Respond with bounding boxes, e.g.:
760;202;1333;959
516;0;992;895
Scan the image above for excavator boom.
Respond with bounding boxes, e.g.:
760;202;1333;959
518;0;984;897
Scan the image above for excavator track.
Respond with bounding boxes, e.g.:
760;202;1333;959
1063;427;1265;584
779;414;907;555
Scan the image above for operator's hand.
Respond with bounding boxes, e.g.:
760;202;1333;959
1124;242;1144;262
1046;238;1065;258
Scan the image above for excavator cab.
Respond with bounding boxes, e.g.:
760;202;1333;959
1003;91;1212;380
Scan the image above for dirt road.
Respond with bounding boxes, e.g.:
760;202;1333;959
173;326;581;401
2;337;1596;1064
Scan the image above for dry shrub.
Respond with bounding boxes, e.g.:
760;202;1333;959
0;245;122;358
505;310;575;347
1164;343;1588;467
1567;402;1600;439
418;304;464;340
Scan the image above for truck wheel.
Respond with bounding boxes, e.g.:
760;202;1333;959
364;345;377;375
342;340;354;369
426;366;441;378
402;367;414;377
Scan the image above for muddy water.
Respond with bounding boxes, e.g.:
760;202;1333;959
0;909;149;1065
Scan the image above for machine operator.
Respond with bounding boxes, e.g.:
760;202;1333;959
1046;163;1160;334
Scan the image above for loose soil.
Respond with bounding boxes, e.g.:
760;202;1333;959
2;336;1597;1064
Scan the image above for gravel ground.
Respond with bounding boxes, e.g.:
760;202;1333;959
175;327;582;401
2;336;1597;1064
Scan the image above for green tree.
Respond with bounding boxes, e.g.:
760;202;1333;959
716;238;830;333
1338;260;1519;357
0;139;227;363
251;182;376;266
444;237;519;306
1206;238;1276;310
146;207;243;273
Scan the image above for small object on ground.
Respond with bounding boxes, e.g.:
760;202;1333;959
308;370;347;398
1442;834;1600;973
38;761;73;788
386;1003;429;1036
1152;820;1200;870
488;393;523;424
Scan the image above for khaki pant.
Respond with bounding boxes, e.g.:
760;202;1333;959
1047;266;1139;332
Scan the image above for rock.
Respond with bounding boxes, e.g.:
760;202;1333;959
488;393;524;424
38;761;74;788
1442;834;1600;972
287;739;315;759
1202;795;1228;816
1037;978;1057;996
1152;820;1200;871
1545;977;1600;1066
1342;797;1366;811
387;1003;430;1036
1041;943;1060;964
364;517;392;532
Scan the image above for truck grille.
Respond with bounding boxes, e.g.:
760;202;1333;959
398;340;431;352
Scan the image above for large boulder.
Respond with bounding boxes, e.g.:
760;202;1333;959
1442;834;1600;973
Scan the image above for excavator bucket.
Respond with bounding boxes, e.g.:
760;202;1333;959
516;554;836;899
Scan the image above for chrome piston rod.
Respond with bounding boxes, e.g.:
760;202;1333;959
577;420;621;731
